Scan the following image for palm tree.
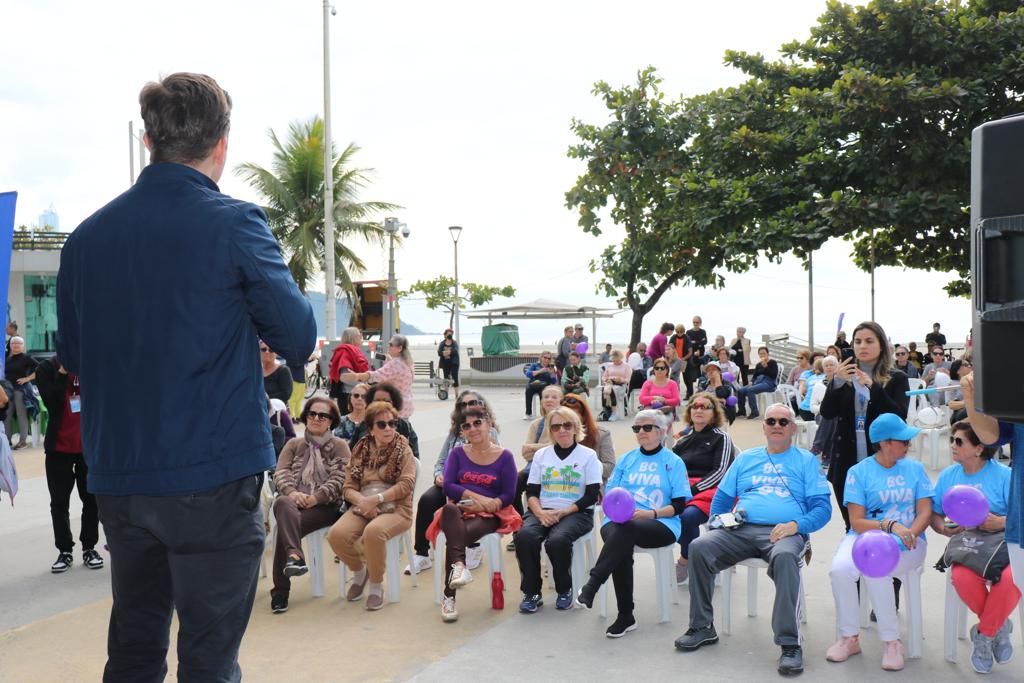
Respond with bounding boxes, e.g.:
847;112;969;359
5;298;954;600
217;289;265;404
235;117;400;300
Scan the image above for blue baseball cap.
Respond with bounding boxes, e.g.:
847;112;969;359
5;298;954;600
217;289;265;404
868;413;920;443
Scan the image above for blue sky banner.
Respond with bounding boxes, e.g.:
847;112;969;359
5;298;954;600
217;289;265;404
0;191;16;377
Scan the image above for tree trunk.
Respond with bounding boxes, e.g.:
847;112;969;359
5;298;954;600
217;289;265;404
629;308;645;352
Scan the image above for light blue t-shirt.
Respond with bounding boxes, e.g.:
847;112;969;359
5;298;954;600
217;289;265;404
604;446;692;539
799;371;826;411
932;459;1011;518
844;456;933;550
717;445;830;526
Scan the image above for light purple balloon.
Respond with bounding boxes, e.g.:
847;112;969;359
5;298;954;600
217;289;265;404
852;530;900;578
725;395;738;407
942;485;990;528
575;342;588;354
722;371;735;384
602;487;636;523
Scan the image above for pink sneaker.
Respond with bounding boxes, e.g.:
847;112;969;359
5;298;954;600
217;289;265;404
826;635;862;662
881;640;905;671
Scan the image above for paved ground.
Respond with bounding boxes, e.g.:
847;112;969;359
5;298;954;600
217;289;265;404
1;385;1021;682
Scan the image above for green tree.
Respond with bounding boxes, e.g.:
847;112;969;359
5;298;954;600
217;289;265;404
403;276;516;329
566;69;755;349
235;117;400;299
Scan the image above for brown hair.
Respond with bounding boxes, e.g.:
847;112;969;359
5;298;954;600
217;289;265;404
299;396;341;430
560;395;598;449
852;321;895;386
364;401;400;431
681;391;726;429
139;73;232;164
951;420;998;460
369;381;403;411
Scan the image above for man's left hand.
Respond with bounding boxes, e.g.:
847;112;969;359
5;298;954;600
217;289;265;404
770;521;798;543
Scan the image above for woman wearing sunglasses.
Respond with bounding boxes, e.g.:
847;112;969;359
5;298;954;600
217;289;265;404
328;401;417;611
639;359;681;427
405;391;500;576
260;341;293;405
560;394;615;487
671;392;737;585
819;321;910;531
428;407;520;622
514;407;602;613
929;420;1018;674
827;413;932;671
339;334;415;418
269;397;350;614
575;410;692;638
699;361;736;425
345;382;419;459
513;385;565;525
333;382;370;442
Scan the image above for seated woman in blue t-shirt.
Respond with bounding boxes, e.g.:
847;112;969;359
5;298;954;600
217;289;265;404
826;413;933;672
930;420;1018;674
574;409;691;638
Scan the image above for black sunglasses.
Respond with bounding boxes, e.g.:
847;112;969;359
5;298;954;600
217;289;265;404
654;365;668;371
949;436;970;447
561;396;582;406
550;421;574;432
351;392;366;399
307;410;332;422
764;417;791;427
457;398;482;409
631;424;660;433
460;418;484;432
375;419;399;430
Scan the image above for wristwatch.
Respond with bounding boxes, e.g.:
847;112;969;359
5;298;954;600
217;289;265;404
377;493;385;504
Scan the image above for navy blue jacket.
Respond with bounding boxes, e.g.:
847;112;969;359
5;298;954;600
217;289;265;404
57;163;316;495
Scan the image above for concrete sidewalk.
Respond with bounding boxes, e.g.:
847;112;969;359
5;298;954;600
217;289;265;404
1;385;1021;681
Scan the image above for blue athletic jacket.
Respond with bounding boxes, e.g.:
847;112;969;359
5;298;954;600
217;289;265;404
56;163;316;495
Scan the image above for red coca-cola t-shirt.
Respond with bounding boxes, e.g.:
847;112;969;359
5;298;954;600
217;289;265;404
55;374;82;454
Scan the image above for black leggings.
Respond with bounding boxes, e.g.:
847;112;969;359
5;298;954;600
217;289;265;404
587;519;675;617
414;484;446;556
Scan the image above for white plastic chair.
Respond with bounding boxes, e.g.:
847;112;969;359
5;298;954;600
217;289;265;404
338;529;417;602
856;564;924;658
432;531;505;604
913;404;951;470
541;528;598;604
598;543;678;623
943;568;1024;662
720;556;808;635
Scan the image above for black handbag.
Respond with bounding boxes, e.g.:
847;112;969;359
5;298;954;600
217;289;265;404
937;529;1010;583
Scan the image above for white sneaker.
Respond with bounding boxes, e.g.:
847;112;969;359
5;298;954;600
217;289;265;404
448;562;473;589
466;545;484;570
403;554;432;575
608;413;620;422
441;596;459;622
523;414;533;421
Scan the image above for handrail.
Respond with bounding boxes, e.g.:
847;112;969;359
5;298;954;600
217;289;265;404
12;231;68;251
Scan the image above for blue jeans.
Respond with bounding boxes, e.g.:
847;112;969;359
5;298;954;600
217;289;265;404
736;377;777;415
678;505;709;559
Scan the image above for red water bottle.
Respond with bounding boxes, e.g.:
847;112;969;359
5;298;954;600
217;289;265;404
491;571;504;609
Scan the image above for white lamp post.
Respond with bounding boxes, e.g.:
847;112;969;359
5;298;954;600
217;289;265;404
322;0;338;340
383;217;409;343
448;225;463;346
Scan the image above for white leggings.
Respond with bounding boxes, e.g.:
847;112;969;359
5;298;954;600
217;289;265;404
829;534;927;642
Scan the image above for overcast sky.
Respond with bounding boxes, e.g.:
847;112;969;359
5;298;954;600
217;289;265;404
1;0;971;348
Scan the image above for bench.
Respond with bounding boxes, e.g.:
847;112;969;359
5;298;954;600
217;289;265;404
414;361;436;382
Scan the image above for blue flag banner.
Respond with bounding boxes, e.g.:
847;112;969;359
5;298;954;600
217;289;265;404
0;191;17;377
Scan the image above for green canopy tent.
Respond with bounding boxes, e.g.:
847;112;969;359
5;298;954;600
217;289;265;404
466;298;623;353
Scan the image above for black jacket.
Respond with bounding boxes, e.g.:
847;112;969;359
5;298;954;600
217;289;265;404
35;358;75;454
818;370;909;508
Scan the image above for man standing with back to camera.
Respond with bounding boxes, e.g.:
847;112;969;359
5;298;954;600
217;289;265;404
57;73;316;682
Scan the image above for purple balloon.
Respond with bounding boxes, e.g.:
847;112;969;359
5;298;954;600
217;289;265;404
942;485;990;528
575;342;588;354
725;395;738;407
602;487;636;523
852;530;901;578
722;372;735;384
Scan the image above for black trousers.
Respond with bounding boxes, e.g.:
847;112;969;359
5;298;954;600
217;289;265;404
45;451;98;553
588;519;675;617
515;510;593;595
440;363;460;387
525;383;547;416
96;474;264;683
738;364;749;386
414;484;447;555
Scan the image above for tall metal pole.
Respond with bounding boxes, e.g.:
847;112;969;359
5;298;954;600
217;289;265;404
387;229;396;342
129;121;135;185
322;0;337;340
807;252;814;350
138;130;146;175
453;238;460;345
870;230;876;321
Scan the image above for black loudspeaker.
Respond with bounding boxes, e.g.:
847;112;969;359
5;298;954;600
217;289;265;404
971;114;1024;421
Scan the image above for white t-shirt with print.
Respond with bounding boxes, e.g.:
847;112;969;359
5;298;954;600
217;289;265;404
528;444;602;510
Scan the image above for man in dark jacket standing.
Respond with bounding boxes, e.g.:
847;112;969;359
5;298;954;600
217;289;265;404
57;73;316;683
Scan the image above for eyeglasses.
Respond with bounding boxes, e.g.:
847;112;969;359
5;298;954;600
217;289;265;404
949;436;969;447
375;419;399;430
460;418;484;432
631;424;660;433
690;403;713;411
457;398;482;409
764;417;791;427
561;396;581;406
895;351;908;357
351;393;366;399
307;411;332;422
259;347;272;353
932;351;944;356
654;365;668;371
549;422;574;432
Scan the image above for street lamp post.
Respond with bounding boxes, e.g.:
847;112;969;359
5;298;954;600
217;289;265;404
322;0;338;340
383;217;409;344
448;225;463;346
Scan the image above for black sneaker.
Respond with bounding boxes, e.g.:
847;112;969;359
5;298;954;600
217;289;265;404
283;556;308;577
51;552;73;573
606;613;637;638
575;584;596;609
271;593;288;614
83;548;104;570
674;625;719;651
506;540;516;552
778;645;804;676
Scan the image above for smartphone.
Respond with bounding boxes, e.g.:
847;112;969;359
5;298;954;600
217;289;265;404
457;499;475;507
